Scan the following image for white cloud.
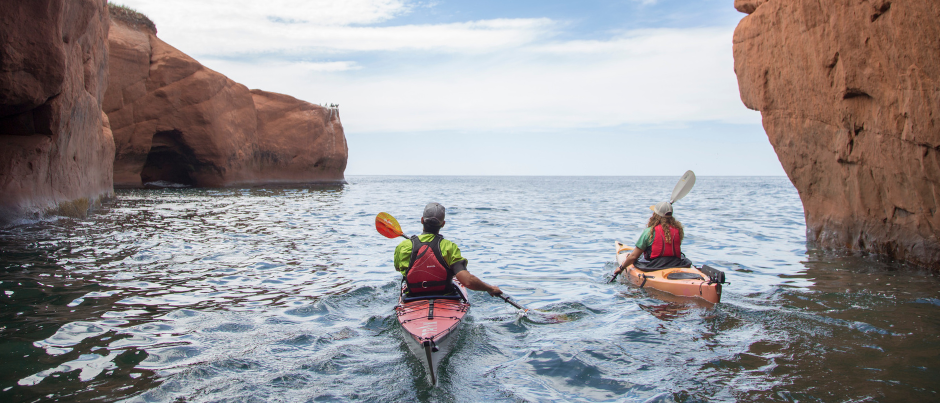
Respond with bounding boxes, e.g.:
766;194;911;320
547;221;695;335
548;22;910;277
121;0;410;27
203;27;758;134
114;1;772;175
114;1;756;131
117;0;554;55
533;28;722;56
294;61;361;72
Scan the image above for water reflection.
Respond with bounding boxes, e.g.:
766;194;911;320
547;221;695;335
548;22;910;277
0;255;163;402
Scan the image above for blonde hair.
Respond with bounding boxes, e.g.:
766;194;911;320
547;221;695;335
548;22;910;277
646;213;684;243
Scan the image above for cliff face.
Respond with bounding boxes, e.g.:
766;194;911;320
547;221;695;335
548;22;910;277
104;20;347;187
0;0;114;224
249;90;348;183
733;0;940;269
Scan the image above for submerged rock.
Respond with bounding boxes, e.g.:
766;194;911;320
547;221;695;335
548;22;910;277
0;0;115;225
733;0;940;269
104;16;347;188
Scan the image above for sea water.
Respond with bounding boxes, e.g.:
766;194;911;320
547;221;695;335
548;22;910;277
0;176;937;402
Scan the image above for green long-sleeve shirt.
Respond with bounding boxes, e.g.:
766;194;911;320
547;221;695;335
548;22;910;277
393;233;468;276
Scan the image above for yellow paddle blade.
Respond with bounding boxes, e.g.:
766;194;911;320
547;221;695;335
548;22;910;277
375;212;405;239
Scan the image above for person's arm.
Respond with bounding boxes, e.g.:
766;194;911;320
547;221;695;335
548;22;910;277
443;239;501;296
455;270;502;296
615;247;644;275
393;240;412;275
615;227;652;275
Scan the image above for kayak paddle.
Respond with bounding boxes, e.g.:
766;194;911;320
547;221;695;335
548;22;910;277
499;294;529;313
670;170;696;204
607;270;624;284
608;245;634;283
609;170;696;283
499;294;574;323
376;212;408;239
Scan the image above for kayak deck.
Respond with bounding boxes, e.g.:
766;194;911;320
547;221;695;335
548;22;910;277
615;241;723;304
395;280;469;385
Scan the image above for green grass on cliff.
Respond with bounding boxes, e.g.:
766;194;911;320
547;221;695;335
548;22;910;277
109;3;157;34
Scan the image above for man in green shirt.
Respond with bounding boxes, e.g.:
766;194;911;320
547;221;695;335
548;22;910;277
394;202;502;297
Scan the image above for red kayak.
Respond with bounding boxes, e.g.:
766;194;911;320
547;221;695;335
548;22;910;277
395;279;470;385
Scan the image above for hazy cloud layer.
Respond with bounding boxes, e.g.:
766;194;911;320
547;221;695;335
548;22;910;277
119;0;757;131
114;0;777;175
120;0;554;55
204;27;755;133
126;0;411;27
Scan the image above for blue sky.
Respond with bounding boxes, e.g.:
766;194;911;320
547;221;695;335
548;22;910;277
118;0;783;176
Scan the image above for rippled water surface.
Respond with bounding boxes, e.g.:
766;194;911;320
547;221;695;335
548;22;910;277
1;176;938;402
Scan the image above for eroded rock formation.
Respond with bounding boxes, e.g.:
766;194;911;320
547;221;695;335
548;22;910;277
0;0;114;225
249;90;348;183
105;19;346;187
733;0;940;269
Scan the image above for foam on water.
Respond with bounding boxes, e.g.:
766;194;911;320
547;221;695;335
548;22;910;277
0;177;938;402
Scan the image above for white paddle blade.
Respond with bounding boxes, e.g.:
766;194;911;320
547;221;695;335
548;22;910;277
670;170;696;204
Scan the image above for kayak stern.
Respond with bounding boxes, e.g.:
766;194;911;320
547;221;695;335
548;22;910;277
396;281;470;385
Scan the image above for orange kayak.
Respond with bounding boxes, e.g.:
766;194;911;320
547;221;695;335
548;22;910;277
615;241;725;304
395;280;470;385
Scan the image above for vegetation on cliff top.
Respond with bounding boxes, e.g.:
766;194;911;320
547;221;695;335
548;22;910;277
109;3;157;34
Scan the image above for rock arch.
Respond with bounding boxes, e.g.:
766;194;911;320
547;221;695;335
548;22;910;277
140;130;198;187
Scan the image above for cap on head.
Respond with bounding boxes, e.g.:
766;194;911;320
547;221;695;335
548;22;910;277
422;202;446;225
649;201;673;217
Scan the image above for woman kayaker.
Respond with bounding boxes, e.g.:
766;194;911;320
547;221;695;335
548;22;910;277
613;201;693;276
394;202;502;297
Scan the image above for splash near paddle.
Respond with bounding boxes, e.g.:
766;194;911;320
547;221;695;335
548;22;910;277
375;212;406;239
499;294;528;313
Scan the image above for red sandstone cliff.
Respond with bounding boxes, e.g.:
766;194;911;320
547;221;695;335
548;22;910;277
104;19;347;187
249;90;348;183
0;0;114;225
733;0;940;269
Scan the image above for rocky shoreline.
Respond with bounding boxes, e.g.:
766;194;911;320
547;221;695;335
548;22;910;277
0;0;114;225
0;1;347;226
106;17;347;188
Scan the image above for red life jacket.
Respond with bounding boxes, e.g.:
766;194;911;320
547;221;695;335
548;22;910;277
406;235;452;293
644;225;682;260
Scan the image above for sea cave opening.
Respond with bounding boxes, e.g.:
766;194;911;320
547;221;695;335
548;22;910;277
140;130;198;187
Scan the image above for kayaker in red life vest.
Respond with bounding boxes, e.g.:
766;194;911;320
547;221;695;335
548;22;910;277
613;201;693;276
394;202;502;297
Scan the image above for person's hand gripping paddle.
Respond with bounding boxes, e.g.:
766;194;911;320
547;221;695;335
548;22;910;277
608;170;697;284
375;212;529;314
